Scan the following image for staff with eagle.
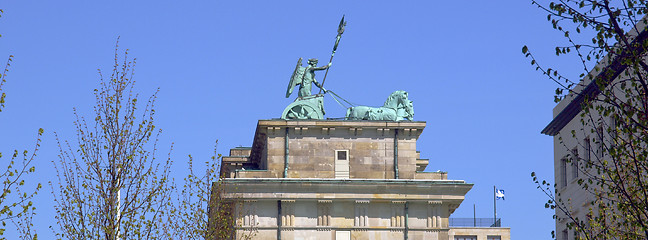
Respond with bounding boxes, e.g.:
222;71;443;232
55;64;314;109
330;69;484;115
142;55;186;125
285;15;346;99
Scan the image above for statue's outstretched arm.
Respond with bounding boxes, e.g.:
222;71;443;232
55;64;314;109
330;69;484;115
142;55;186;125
313;62;331;71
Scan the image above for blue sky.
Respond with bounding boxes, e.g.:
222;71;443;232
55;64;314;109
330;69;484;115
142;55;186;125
0;1;584;239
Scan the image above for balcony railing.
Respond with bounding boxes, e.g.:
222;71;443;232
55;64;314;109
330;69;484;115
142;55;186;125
449;218;501;227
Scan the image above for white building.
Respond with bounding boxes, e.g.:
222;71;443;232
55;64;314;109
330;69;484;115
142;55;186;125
541;18;648;240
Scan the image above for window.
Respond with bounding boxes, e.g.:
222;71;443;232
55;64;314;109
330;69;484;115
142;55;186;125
337;150;347;161
335;150;349;179
562;229;569;240
571;147;579;179
487;236;502;240
560;158;568;188
610;115;617;139
584;137;591;163
597;124;604;159
455;236;476;240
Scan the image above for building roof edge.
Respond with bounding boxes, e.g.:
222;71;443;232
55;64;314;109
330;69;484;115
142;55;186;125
541;20;648;136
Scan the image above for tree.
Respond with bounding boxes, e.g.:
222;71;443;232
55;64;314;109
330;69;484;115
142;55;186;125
0;8;41;240
171;142;256;240
50;41;253;240
51;43;174;240
526;1;648;239
173;144;231;240
173;149;223;239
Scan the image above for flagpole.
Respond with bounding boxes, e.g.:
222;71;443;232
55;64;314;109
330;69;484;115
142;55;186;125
473;204;476;227
493;185;497;224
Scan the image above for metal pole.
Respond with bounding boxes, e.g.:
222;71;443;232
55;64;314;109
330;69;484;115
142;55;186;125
319;56;334;94
277;200;282;240
493;185;497;225
404;202;409;240
473;204;476;227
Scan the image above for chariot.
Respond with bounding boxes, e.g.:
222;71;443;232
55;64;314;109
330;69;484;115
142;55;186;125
281;94;325;120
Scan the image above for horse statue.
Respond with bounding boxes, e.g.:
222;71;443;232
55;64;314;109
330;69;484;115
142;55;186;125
345;90;414;121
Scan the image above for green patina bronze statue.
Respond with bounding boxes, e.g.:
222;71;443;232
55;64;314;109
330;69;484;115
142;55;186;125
345;90;414;121
280;16;415;121
285;58;331;98
281;58;329;120
282;16;346;120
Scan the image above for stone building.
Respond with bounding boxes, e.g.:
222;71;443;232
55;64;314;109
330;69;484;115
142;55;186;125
215;119;510;240
541;16;648;240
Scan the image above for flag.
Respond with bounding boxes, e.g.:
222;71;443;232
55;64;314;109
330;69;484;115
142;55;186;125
496;189;505;200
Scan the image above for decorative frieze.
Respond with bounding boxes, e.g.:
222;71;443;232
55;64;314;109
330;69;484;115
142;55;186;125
427;200;442;228
294;127;308;135
281;200;295;227
355;200;369;227
321;127;335;135
377;128;390;136
317;200;332;227
348;127;360;136
267;126;282;135
241;200;258;227
391;201;406;228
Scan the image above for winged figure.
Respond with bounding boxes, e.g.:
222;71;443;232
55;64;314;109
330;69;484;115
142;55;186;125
285;58;330;98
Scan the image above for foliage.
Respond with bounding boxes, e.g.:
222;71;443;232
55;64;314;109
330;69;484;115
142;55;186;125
526;0;648;239
172;144;223;239
0;8;41;239
51;43;173;240
171;142;256;240
49;40;255;240
0;57;42;240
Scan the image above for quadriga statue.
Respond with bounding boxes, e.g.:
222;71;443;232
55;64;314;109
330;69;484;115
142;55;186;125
345;90;414;121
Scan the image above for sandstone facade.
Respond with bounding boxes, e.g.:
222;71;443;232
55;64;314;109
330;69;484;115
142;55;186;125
215;120;510;240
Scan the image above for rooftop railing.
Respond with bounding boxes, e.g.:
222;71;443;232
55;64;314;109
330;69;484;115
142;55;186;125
449;218;501;227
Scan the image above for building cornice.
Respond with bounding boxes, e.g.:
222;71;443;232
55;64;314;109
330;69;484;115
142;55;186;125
256;119;427;134
220;178;473;205
222;177;468;184
541;20;648;136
